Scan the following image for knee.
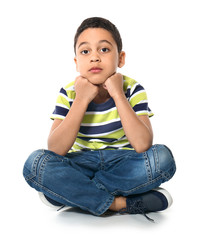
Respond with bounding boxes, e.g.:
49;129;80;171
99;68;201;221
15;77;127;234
23;149;46;182
155;144;176;179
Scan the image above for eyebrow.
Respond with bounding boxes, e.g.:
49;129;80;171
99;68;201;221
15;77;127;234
77;40;113;49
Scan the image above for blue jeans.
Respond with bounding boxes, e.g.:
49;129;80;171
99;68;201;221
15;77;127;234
23;144;176;216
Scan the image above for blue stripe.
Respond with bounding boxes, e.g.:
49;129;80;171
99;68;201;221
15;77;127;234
79;121;122;135
87;98;115;112
53;106;69;117
126;88;130;98
132;84;144;95
133;102;148;112
60;87;67;95
148;107;152;112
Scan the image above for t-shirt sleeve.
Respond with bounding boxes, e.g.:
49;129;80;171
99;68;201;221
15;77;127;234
129;83;154;117
50;87;72;120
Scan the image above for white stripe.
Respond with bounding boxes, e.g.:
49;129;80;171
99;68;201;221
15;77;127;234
70;148;81;152
85;106;117;115
51;114;65;120
65;85;75;91
130;82;139;95
118;136;127;140
73;142;90;149
84;138;122;143
136;110;150;115
78;127;123;137
59;92;74;102
139;99;148;104
87;138;108;143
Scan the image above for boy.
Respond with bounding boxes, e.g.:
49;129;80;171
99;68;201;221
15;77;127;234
23;17;176;221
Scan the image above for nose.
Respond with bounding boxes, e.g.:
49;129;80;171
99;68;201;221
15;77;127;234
91;58;100;62
90;52;101;62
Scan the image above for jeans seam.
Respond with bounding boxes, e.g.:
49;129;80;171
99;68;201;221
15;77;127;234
99;151;105;170
32;150;45;176
163;165;176;181
110;175;163;196
95;195;114;215
25;150;112;216
143;151;153;182
38;154;51;184
152;144;176;181
27;177;105;216
152;144;160;173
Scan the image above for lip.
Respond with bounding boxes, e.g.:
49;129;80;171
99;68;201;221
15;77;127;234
89;67;102;73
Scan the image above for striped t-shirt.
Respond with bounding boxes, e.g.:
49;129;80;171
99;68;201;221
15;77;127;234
51;75;153;152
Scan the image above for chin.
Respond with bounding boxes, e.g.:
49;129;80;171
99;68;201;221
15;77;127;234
87;77;106;85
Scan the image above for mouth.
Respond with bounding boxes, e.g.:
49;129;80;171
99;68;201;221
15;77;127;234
89;67;103;73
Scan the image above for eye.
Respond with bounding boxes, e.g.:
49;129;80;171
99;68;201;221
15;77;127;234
81;50;90;55
100;48;109;53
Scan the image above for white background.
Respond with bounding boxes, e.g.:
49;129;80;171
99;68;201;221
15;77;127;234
1;0;210;239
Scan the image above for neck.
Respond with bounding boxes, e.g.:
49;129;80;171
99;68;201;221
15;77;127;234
93;85;111;104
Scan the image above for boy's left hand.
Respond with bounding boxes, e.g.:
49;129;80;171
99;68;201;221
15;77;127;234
103;73;124;99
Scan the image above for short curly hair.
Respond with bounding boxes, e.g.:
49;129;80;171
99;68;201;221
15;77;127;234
74;17;123;54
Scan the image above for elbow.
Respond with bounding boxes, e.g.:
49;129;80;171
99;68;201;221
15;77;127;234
47;141;68;156
48;147;67;156
133;140;153;154
48;147;68;156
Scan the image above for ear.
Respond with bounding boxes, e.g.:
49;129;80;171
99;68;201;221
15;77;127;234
74;57;79;72
118;51;126;68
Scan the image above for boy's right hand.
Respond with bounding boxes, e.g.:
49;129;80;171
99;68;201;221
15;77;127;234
74;76;99;104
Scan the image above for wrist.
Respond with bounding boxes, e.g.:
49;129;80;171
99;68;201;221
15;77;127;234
112;92;126;102
74;96;89;109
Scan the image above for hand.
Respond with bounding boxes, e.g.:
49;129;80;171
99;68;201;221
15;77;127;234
74;76;99;104
103;73;124;99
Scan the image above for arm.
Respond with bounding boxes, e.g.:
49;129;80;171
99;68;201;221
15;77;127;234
103;73;153;153
48;76;99;156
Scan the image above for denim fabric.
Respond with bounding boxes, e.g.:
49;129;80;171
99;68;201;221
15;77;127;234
23;144;176;216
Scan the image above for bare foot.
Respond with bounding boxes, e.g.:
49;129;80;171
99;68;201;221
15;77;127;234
109;196;127;211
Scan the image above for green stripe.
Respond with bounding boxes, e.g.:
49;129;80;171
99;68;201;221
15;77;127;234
56;95;70;108
71;137;132;152
83;108;119;123
130;91;147;107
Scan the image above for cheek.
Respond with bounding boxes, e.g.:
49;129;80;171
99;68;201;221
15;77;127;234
75;57;85;72
109;56;120;69
76;62;84;73
108;61;119;73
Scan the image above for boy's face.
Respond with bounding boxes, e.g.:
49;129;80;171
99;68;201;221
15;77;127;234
74;28;125;85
